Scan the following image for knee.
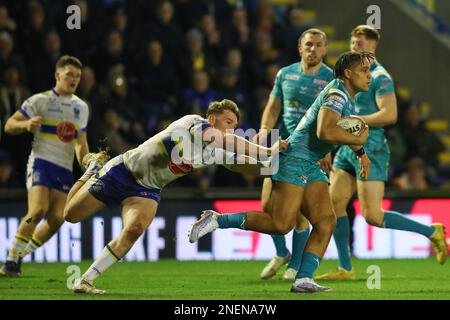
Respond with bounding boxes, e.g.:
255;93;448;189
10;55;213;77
312;213;336;234
27;205;49;223
47;215;65;230
63;204;79;224
362;209;383;227
122;223;146;243
273;219;295;235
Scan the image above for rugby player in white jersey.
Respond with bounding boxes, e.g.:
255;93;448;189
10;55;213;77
63;99;287;294
1;56;89;276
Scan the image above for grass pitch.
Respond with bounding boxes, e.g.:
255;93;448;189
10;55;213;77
1;258;449;300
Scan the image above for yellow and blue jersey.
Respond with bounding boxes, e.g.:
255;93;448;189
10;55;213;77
19;89;89;171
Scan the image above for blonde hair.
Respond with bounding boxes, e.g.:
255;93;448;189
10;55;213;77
206;99;240;121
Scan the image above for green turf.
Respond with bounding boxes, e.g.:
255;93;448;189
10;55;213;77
1;258;449;300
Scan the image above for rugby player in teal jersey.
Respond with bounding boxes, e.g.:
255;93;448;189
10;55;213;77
189;51;373;293
253;28;334;281
316;25;447;281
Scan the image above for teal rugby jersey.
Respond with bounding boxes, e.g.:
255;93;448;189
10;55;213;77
354;60;394;144
270;62;333;138
287;79;355;162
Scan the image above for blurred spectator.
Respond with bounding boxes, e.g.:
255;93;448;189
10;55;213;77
283;7;310;64
0;150;19;187
224;47;250;89
216;67;252;129
198;13;227;62
0;6;16;35
393;157;429;190
399;101;445;169
252;0;285;50
61;0;101;60
100;65;145;149
136;39;179;124
179;28;217;86
146;0;184;67
223;7;251;54
77;66;105;149
0;66;30;124
181;70;216;116
19;2;46;60
27;30;61;92
248;32;281;89
0;31;26;87
0;65;31;184
87;30;126;83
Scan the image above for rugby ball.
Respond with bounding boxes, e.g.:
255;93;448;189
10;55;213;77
337;116;366;136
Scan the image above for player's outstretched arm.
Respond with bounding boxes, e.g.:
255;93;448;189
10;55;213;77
225;154;270;176
4;111;43;135
317;108;368;146
204;127;287;158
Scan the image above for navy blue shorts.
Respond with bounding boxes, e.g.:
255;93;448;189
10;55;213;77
26;158;74;193
87;155;161;207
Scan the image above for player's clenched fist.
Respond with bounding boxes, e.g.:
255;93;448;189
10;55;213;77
26;116;43;133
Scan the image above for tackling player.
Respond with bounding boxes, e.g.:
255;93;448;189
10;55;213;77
316;25;447;281
63;99;286;294
254;28;333;281
0;55;89;276
189;51;373;293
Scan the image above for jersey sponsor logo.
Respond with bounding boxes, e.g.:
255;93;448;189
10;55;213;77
313;79;329;86
324;94;345;111
285;74;300;81
168;160;193;175
56;121;76;143
48;106;63;113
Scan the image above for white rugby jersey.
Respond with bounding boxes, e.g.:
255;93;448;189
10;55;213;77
123;115;236;190
19;89;89;171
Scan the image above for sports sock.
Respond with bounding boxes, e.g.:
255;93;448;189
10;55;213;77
296;251;321;279
287;228;310;270
82;244;121;283
7;233;29;263
383;210;434;237
333;216;352;271
217;212;247;229
23;236;43;257
271;235;288;257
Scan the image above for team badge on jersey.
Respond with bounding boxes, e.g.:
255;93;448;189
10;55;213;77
56;121;76;143
169;160;193;175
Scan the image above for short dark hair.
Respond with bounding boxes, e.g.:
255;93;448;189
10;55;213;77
206;99;240;121
298;28;327;45
56;55;83;70
351;25;380;42
333;51;374;79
